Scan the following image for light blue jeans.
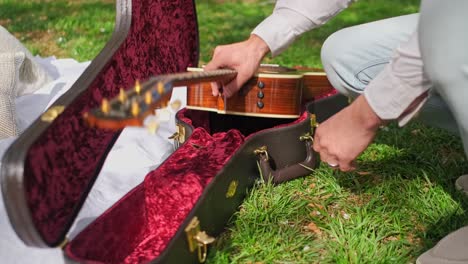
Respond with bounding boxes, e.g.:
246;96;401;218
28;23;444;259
321;14;460;136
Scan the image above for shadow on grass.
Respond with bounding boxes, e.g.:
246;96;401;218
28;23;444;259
335;121;468;255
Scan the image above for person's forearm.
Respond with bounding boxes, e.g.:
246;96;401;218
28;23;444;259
352;95;384;131
245;34;270;62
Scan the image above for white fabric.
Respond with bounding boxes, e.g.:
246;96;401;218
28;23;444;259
0;56;187;263
0;25;52;96
0;52;24;139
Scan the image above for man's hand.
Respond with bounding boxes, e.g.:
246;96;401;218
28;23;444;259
204;34;270;98
313;95;383;171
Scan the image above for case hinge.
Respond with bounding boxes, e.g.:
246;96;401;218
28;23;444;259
185;217;215;263
58;237;69;249
310;113;318;134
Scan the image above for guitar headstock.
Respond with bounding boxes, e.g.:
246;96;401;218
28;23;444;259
83;69;237;130
84;77;174;130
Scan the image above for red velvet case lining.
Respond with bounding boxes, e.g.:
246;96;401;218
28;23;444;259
64;109;308;263
23;0;199;246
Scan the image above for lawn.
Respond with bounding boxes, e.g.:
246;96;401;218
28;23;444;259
1;0;467;263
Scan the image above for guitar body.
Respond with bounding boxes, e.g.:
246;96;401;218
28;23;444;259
302;72;336;102
186;67;334;119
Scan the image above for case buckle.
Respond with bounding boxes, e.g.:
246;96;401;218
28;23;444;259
185;217;215;263
253;145;269;161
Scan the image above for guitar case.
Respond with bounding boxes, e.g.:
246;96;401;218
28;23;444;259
0;0;348;263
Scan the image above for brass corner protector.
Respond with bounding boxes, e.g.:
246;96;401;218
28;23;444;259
185;217;215;263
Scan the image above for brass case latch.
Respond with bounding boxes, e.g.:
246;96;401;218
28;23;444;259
185;217;215;263
169;123;186;144
41;105;65;123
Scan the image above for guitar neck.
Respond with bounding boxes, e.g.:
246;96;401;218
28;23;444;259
84;69;237;130
170;69;237;87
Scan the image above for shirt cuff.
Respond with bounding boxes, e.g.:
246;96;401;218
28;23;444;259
251;8;316;57
364;65;430;127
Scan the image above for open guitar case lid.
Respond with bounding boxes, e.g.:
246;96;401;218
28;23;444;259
0;0;348;263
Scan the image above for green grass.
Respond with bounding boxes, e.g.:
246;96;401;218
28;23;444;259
0;0;114;61
209;123;467;263
197;0;420;67
1;0;467;263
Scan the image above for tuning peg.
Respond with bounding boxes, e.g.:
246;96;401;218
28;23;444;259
101;98;110;114
170;99;182;111
135;80;141;95
131;99;140;117
118;88;126;103
144;115;160;135
157;82;164;95
146;120;160;135
144;90;152;105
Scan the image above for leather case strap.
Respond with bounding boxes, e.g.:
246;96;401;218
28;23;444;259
256;135;319;184
255;94;349;184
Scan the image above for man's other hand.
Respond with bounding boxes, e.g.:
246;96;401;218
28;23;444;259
313;95;383;171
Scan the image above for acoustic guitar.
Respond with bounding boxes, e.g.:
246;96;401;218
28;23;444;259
84;65;334;130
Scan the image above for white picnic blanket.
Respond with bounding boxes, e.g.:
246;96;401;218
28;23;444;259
0;56;186;263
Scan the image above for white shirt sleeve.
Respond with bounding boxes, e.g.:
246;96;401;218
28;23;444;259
251;0;354;56
364;31;432;126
